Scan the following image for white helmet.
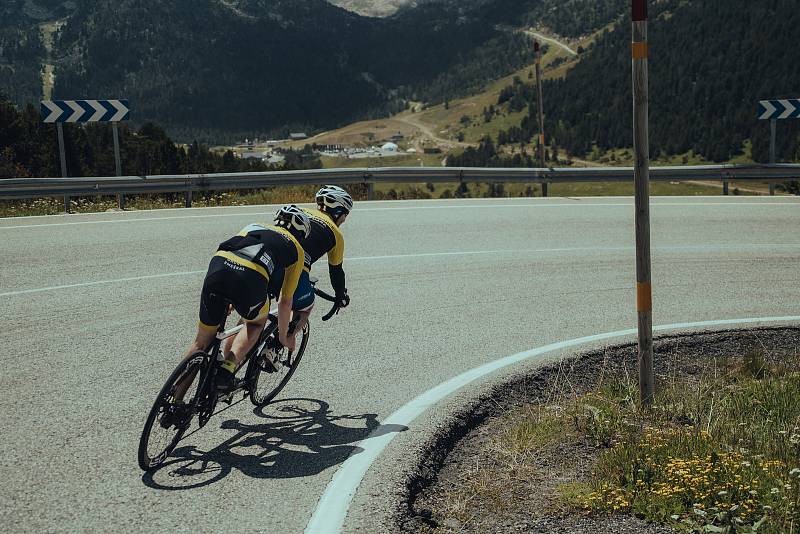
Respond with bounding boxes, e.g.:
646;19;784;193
274;205;311;239
315;185;353;216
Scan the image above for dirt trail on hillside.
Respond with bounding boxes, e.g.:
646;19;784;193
394;114;473;150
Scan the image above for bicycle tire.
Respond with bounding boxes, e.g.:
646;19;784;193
137;351;208;471
247;321;309;407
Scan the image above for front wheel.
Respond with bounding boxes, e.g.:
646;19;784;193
247;322;309;407
138;351;208;471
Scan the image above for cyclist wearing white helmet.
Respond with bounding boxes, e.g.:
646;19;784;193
267;185;352;332
182;205;310;393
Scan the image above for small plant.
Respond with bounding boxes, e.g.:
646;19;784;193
576;352;800;532
741;348;769;379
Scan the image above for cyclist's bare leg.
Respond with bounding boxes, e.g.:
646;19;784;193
225;316;268;368
174;327;217;401
292;306;313;336
221;318;244;360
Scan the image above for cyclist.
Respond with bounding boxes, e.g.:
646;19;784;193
185;205;311;393
267;185;353;332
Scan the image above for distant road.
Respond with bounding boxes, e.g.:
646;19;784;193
524;29;578;56
1;197;799;532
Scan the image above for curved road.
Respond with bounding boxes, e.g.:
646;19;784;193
1;197;799;532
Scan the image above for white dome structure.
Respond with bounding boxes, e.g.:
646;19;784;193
381;142;399;153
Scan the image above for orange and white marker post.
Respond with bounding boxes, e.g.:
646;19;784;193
533;40;548;197
632;0;654;404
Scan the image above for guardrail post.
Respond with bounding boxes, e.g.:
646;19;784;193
723;176;729;195
185;179;193;208
541;182;548;197
367;182;374;201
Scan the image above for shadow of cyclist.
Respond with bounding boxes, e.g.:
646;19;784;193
141;397;407;490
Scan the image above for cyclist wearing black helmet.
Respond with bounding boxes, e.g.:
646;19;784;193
267;185;352;332
182;205;310;393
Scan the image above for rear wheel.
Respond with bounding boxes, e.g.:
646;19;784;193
247;322;309;407
138;351;208;471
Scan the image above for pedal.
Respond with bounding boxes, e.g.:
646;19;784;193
259;348;280;373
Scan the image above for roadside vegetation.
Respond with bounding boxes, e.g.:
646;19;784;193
0;180;749;218
419;346;800;533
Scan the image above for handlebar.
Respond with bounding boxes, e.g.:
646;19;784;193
314;287;341;321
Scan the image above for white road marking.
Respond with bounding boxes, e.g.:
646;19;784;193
2;244;799;298
1;200;798;230
304;315;800;534
0;271;204;297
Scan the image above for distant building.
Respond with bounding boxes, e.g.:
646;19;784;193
390;132;404;142
381;142;399;153
290;132;308;140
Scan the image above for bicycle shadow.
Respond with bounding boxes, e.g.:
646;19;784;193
141;397;407;490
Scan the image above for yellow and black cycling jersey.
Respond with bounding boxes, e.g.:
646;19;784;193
299;207;344;271
215;223;305;300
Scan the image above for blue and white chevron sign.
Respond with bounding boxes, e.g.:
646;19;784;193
40;99;130;123
758;99;800;120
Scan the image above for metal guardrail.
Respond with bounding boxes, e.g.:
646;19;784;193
1;164;798;208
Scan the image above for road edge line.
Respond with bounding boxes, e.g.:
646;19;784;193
304;315;800;534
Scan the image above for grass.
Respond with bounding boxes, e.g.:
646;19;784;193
573;351;800;532
423;348;800;533
0;179;757;217
319;153;445;169
0;187;324;217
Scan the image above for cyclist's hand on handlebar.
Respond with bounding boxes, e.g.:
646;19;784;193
279;331;296;352
336;290;350;309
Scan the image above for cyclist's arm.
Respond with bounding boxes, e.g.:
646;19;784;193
329;263;346;296
327;229;346;297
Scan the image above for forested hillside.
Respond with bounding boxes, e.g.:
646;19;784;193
0;93;320;179
1;0;625;142
495;0;800;163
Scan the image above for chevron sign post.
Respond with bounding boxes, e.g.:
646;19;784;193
757;98;800;195
41;99;130;210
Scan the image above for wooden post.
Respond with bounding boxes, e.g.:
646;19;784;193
632;0;654;405
113;122;125;209
769;119;777;195
57;122;69;213
534;40;548;197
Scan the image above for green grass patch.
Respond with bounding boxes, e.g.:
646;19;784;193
419;348;800;533
572;351;800;532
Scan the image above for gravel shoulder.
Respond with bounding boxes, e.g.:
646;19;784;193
397;327;800;533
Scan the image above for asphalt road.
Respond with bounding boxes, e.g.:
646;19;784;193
1;197;799;533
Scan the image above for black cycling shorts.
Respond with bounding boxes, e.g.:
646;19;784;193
198;255;270;332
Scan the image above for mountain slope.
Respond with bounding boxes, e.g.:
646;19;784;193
1;0;628;141
526;0;800;162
